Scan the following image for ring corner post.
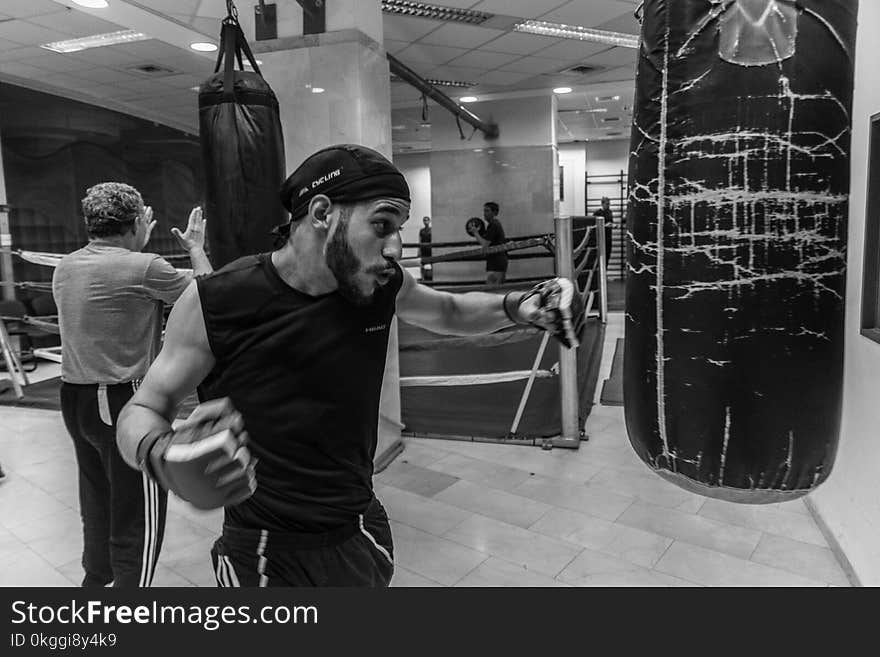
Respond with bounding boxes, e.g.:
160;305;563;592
554;215;581;449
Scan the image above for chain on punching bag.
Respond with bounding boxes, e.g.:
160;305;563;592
199;1;286;269
624;0;858;503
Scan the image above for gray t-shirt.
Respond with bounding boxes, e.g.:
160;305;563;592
52;240;191;384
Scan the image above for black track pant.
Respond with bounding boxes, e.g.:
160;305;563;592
211;498;394;587
60;381;167;587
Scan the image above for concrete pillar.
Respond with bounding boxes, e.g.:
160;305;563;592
242;1;402;467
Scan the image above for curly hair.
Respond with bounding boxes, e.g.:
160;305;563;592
82;182;143;238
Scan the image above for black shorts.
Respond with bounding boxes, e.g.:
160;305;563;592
210;497;394;587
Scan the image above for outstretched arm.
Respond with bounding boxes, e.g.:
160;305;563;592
396;267;514;335
117;280;216;468
396;268;584;348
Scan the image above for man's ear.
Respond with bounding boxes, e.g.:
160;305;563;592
308;195;332;231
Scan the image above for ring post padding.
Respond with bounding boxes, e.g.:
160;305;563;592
596;214;608;323
554;215;580;448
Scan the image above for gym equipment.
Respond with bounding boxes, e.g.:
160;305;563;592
465;217;486;238
199;3;286;268
625;0;858;502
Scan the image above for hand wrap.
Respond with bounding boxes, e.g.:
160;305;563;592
504;277;585;349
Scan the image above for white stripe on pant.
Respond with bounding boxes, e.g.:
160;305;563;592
138;473;159;587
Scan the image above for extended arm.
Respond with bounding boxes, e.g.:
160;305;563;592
396;268;585;348
396;267;516;335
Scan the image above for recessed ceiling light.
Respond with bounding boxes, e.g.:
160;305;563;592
459;96;477;103
190;42;217;52
553;87;573;94
41;29;148;53
72;0;110;7
312;87;325;94
514;20;639;48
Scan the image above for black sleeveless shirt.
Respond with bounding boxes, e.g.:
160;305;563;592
196;253;402;532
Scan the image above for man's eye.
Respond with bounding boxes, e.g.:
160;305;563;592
373;221;390;235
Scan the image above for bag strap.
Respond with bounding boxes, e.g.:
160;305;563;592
213;1;265;100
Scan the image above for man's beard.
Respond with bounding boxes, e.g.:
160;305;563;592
325;208;374;306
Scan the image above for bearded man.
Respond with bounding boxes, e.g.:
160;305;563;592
116;145;582;587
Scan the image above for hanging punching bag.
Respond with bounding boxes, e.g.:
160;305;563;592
625;0;858;503
199;9;286;269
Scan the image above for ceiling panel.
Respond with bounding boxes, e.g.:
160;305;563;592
395;43;470;67
446;50;521;70
381;14;440;42
497;55;567;75
383;39;411;55
65;45;145;68
419;23;504;49
538;0;634;27
142;0;203;16
480;31;563;55
1;45;57;63
531;39;612;61
0;62;49;79
109;39;185;61
0;20;72;46
68;66;143;85
597;10;641;35
26;52;97;73
425;64;490;83
27;9;125;38
476;70;533;86
0;0;67;19
587;47;637;68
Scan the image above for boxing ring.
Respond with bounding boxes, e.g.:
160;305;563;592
1;215;609;450
396;215;609;449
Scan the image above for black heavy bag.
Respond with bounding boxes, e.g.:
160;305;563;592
199;14;286;269
625;0;858;503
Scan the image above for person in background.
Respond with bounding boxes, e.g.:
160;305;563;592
468;201;508;286
52;182;213;587
418;215;432;282
593;196;614;265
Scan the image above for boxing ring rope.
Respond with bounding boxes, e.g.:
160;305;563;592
398;215;609;449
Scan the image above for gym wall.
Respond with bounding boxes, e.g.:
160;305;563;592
810;0;880;586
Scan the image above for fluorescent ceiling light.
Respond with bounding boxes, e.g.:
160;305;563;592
72;0;109;7
312;87;325;94
515;20;639;49
425;78;473;88
553;87;573;94
459;96;477;103
381;0;493;25
190;42;217;52
41;29;148;53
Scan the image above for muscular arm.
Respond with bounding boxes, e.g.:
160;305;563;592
396;267;515;335
116;280;216;469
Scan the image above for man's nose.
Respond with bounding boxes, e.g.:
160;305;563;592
382;232;402;261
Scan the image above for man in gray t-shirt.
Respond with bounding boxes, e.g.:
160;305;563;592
52;182;212;587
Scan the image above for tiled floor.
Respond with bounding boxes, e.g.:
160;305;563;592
0;314;851;587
